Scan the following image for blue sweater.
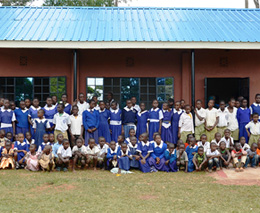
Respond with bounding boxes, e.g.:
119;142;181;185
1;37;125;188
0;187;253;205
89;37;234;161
82;109;100;130
122;108;136;125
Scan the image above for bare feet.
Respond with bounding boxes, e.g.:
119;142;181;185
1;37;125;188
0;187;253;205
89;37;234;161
235;168;239;172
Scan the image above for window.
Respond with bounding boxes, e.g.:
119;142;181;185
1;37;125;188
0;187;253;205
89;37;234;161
86;77;174;108
0;77;66;106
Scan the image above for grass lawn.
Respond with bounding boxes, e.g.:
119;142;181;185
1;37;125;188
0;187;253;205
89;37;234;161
0;169;259;212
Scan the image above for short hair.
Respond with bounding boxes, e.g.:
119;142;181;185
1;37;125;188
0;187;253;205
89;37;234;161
196;99;202;103
62;139;70;144
98;136;105;141
198;146;204;150
252;112;259;117
255;93;260;98
168;143;175;149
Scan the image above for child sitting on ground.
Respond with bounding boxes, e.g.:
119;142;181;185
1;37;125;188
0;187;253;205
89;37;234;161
6;132;13;142
185;137;198;172
231;143;247;172
72;138;87;172
38;145;55;172
220;129;234;149
245;143;258;168
211;132;222;145
25;144;40;171
128;136;140;169
57;139;72;172
0;141;15;169
37;133;51;153
125;129;136;144
117;143;132;175
52;134;64;160
106;141;120;170
117;135;126;147
176;143;188;172
49;133;55;145
97;137;109;169
240;136;250;151
219;141;231;169
193;146;207;172
184;134;194;149
14;133;30;169
197;134;210;153
0;129;7;147
164;143;178;172
86;138;100;171
206;142;220;173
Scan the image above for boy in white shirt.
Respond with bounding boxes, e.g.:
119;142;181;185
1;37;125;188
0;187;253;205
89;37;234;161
178;105;194;143
226;98;239;141
97;136;109;169
69;105;84;147
72;138;87;172
245;113;260;145
194;100;206;141
206;142;220;173
197;134;210;153
57;139;72;172
205;100;219;142
217;101;229;137
219;129;234;149
76;93;89;116
86;138;100;170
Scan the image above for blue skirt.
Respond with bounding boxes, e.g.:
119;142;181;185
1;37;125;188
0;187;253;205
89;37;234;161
16;127;29;137
118;156;130;171
149;122;159;141
161;126;173;143
1;127;13;135
98;122;111;143
139;157;151;173
168;161;178;172
172;123;178;144
148;157;169;172
188;159;195;172
136;123;147;140
110;124;121;142
85;129;99;145
239;122;248;143
130;157;139;168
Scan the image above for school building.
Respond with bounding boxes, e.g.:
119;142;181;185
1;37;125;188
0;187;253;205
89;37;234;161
0;7;260;107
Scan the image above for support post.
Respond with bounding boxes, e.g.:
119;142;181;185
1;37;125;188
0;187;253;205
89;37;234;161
73;50;77;101
191;50;195;107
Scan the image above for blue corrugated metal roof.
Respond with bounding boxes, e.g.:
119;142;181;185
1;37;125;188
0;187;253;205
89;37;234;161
0;6;260;42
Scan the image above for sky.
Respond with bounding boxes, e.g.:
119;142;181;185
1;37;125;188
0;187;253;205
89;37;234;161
30;0;256;8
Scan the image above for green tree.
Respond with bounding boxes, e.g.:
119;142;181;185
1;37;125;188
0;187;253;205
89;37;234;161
43;0;123;6
0;0;32;6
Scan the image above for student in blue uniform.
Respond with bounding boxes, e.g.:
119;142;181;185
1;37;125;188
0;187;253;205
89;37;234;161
237;99;251;143
106;141;120;170
164;143;178;172
117;143;132;175
128;136;139;169
82;100;99;145
149;134;169;172
137;133;153;173
52;95;58;108
14;133;30;169
43;97;57;133
33;109;51;148
37;133;51;153
122;99;137;138
125;129;136;144
61;94;72;115
14;101;29;137
0;99;16;135
148;99;163;141
109;101;122;142
250;93;260;121
136;102;149;139
185;137;198;172
161;102;173;143
28;98;41;139
25;99;31;110
98;101;111;143
172;101;183;144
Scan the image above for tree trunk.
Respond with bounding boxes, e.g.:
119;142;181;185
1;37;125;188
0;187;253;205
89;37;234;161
254;0;260;8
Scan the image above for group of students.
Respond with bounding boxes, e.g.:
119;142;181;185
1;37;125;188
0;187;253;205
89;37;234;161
0;92;260;174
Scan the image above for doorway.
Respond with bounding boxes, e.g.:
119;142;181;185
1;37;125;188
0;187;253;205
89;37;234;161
205;78;249;105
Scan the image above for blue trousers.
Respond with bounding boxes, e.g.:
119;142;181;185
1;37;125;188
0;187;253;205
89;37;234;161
245;155;257;168
208;158;220;170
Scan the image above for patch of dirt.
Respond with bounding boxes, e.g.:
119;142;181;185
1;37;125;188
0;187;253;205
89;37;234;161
32;183;76;192
215;179;260;186
139;195;158;200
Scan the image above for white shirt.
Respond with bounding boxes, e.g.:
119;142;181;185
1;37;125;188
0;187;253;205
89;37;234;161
206;149;220;156
57;146;72;158
33;118;51;129
205;108;218;127
86;145;100;155
195;108;206;127
245;121;260;135
97;144;109;157
0;109;16;128
149;108;163;122
53;112;71;133
219;136;234;148
226;107;239;131
241;143;250;151
72;145;87;155
178;113;194;133
77;101;89;116
69;115;83;135
133;104;141;112
217;109;229;127
197;141;210;153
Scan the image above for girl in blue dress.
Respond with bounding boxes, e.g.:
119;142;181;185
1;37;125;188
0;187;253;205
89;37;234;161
164;143;178;172
237;99;251;143
33;109;51;148
14;101;29;137
106;141;120;169
117;143;132;175
161;102;173;143
128;136;139;169
136;102;149;139
149;134;169;172
137;133;153;173
43;97;57;133
109;101;122;142
14;133;30;169
37;133;51;153
172;101;183;144
148;100;163;141
61;94;72;115
185;137;198;172
0;99;16;135
98;101;111;143
28;98;41;139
